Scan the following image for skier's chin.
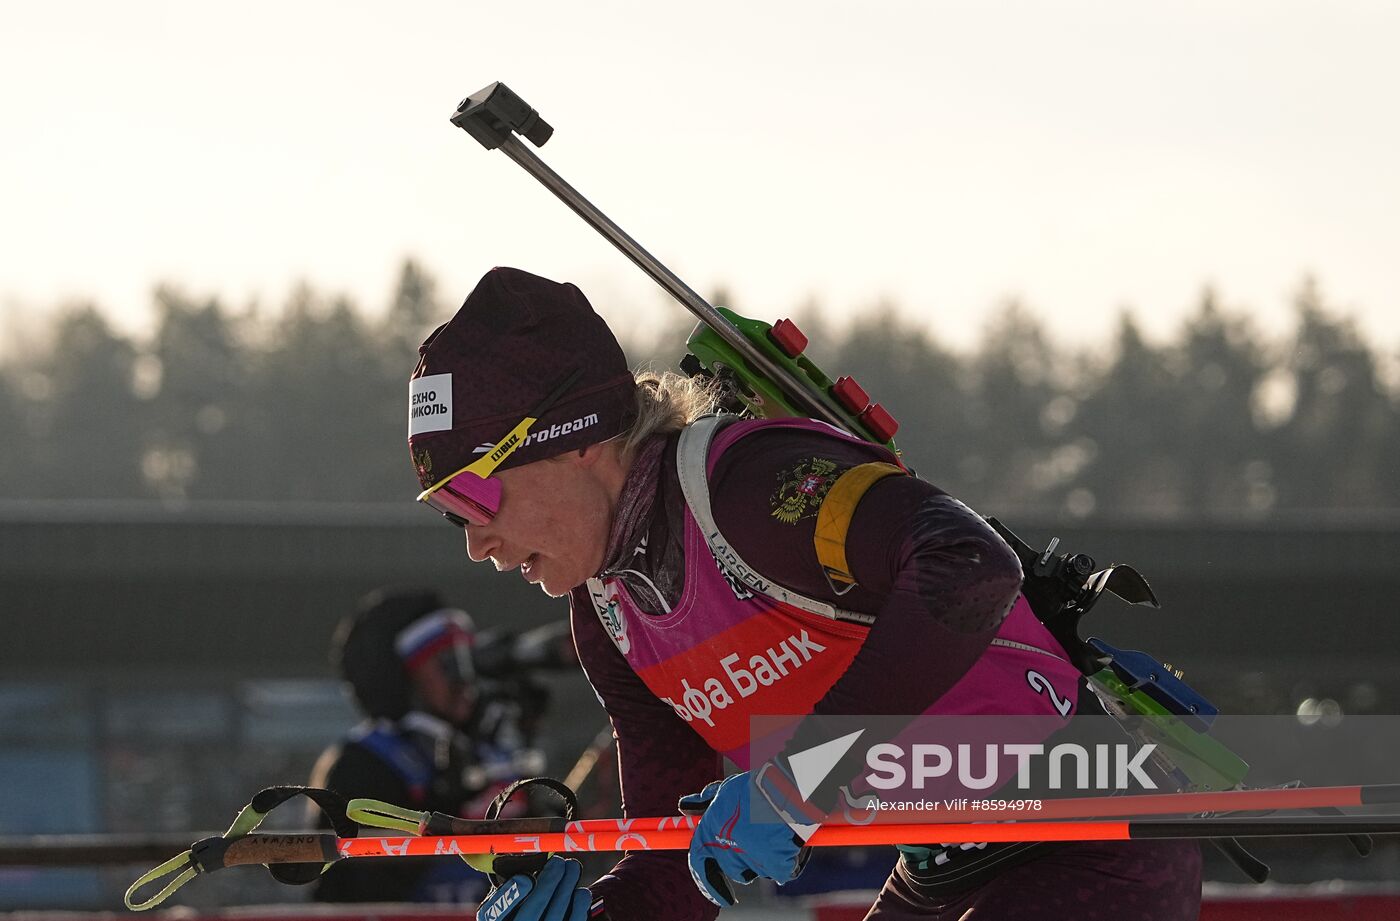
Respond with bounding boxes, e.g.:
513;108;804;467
537;581;572;598
527;557;581;598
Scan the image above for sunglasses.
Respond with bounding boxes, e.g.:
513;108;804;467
416;367;584;527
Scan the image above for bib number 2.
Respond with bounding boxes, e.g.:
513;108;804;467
1026;670;1073;717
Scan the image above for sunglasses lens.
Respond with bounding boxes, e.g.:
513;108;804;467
421;470;503;527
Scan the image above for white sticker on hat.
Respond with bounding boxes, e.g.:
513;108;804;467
409;374;453;436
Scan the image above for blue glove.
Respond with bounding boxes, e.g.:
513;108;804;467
678;764;820;907
477;856;591;921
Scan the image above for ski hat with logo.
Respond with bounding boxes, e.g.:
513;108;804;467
408;267;636;491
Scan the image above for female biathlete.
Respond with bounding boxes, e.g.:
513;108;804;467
406;267;1201;921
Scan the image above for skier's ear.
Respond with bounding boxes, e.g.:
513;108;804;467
570;439;612;469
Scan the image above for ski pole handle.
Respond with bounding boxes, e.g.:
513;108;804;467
126;834;341;911
190;832;340;870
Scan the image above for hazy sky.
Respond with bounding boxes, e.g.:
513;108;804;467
3;0;1396;353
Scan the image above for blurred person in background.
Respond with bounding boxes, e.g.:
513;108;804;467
308;587;574;903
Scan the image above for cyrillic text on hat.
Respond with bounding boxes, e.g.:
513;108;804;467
409;374;453;436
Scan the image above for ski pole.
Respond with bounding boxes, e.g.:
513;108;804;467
127;794;1400;911
348;816;1400;857
127;815;1400;909
562;725;616;794
347;781;1400;836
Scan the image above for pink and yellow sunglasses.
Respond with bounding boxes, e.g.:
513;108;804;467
416;368;583;527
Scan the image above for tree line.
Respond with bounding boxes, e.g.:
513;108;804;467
2;260;1396;517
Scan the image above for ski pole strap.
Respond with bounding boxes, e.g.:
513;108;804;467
478;776;577;885
348;777;582;881
815;462;905;586
349;797;500;876
124;850;200;913
347;798;423;834
124;786;354;911
483;776;579;822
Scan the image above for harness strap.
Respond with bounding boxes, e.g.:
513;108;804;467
814;461;905;585
676;416;876;625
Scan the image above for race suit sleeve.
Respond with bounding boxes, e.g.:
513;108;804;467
569;590;723;921
710;427;1024;721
